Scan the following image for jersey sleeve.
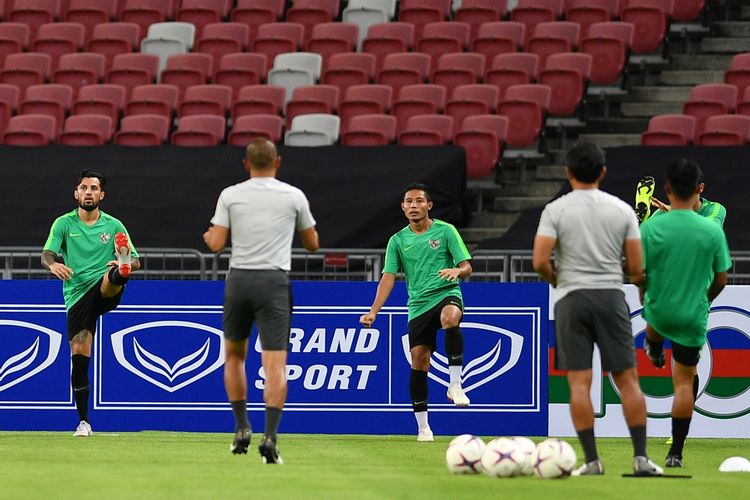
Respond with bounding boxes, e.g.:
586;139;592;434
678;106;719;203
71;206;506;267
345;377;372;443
446;224;472;264
43;216;66;253
382;235;401;274
295;190;316;231
713;230;732;273
210;189;230;228
710;203;727;228
536;205;557;238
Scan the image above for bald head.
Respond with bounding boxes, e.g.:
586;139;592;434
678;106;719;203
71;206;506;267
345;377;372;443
245;138;278;170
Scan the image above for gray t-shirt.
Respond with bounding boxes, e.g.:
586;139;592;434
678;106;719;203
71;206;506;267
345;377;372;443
536;188;640;302
211;177;316;271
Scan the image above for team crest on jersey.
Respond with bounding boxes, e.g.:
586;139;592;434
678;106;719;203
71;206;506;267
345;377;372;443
429;238;441;249
99;232;111;244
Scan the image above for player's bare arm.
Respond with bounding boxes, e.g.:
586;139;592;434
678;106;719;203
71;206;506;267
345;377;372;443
299;226;320;253
532;235;557;287
623;238;645;287
438;260;472;281
651;197;670;212
203;224;229;252
708;271;728;302
359;272;396;327
42;250;74;280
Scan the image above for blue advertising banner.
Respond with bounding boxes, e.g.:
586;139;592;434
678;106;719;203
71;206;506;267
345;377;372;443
0;281;549;436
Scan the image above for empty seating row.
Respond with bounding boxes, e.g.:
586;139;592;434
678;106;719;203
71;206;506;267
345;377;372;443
642;113;750;146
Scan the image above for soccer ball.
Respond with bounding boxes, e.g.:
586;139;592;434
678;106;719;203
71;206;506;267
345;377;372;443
510;436;537;476
480;438;524;478
532;438;577;479
445;435;485;474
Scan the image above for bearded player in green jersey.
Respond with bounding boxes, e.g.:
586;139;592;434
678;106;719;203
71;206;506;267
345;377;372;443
42;170;140;437
360;183;472;442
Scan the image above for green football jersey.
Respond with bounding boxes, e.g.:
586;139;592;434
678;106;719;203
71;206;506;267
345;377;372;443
43;210;139;310
383;219;472;320
653;197;726;227
641;210;731;347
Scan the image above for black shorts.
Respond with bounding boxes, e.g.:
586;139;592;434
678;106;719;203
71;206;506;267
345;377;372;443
223;269;292;351
670;340;702;367
67;277;124;341
407;296;463;350
554;289;636;372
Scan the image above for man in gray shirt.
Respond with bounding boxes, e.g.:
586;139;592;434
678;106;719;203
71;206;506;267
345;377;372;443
532;143;662;477
204;138;319;464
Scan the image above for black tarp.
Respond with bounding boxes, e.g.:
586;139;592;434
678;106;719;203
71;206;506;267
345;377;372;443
0;145;466;249
478;146;750;251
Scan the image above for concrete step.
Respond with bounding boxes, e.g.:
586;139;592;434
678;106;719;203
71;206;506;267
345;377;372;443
586;117;650;134
670;54;735;70
621;101;684;117
498;181;563;198
714;22;750;37
535;164;566;181
493;196;550;212
575;133;642;148
656;70;725;85
629;86;693;102
465;211;520;229
459;227;509;243
701;37;750;53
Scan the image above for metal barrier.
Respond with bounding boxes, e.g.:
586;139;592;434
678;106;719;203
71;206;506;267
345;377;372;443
2;247;749;284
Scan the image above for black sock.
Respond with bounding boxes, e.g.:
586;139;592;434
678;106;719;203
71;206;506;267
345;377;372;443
108;266;129;286
444;326;463;366
577;427;598;463
71;354;90;423
669;417;692;457
230;400;250;432
628;425;647;457
410;369;428;412
265;406;282;441
693;375;699;402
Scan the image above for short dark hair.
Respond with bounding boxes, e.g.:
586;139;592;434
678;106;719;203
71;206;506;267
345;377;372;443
76;169;106;189
245;138;277;169
666;158;703;200
565;142;606;183
402;183;431;201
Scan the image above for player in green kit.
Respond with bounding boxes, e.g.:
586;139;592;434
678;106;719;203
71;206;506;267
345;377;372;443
639;159;731;468
42;170;140;437
360;183;472;441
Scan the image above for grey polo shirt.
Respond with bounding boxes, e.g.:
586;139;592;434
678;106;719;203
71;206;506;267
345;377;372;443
211;177;316;271
536;188;640;302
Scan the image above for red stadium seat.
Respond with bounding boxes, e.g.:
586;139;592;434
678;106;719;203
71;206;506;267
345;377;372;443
510;3;556;47
214;53;268;98
231;0;285;42
87;23;141;71
52;53;105;95
534;21;581;48
565;4;611;39
228;114;284;145
498;83;551;147
620;0;672;54
700;114;750;144
9;0;59;38
58;113;114;145
287;0;338;45
285;84;339;129
0;53;52;95
0;23;30;67
377;52;431;97
431;52;485;96
452;84;500;112
398;114;454;145
171;114;226;146
176;0;226;38
31;22;85;70
338;84;392;133
417;22;471;68
64;0;117;42
724;53;750;98
521;0;564;17
126;83;179;118
321;53;376;96
179;84;232;118
539;52;592;116
232;85;286;120
115;114;171;146
454;0;506;41
454;114;509;177
19;83;73;135
683;98;729;139
642;113;696;144
2;113;57;145
195;23;251;68
581;25;632;85
72;83;126;123
398;4;444;41
0;83;20;134
342;113;397;145
690;83;738;112
106;53;159;97
252;23;305;65
120;0;168;41
670;0;704;22
160;53;213;100
392;83;446;135
362;22;415;74
306;23;359;67
471;21;525;66
485;53;540;100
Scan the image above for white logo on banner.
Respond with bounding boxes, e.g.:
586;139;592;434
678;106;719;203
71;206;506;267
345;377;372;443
0;320;62;392
111;321;225;393
401;322;524;392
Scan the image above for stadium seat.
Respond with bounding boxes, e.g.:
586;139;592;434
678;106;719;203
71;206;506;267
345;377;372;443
349;0;396;19
179;84;232;118
399;0;452;18
697;114;750;145
341;113;397;145
338;84;392;133
0;52;52;96
230;0;282;43
306;23;359;67
72;83;126;123
690;83;738;113
520;0;564;17
362;22;415;72
392;83;446;135
120;1;168;42
724;53;750;98
214;53;268;98
252;23;305;65
528;22;580;68
454;113;509;177
485;53;540;100
451;83;500;112
228;114;284;145
126;83;179;118
565;2;611;39
171;114;226;146
471;21;526;66
114;113;171;146
19;83;73;135
58;113;114;145
342;3;389;50
510;2;557;47
670;0;704;22
106;53;160;97
232;85;286;120
398;3;446;41
8;0;59;38
87;22;141;71
620;0;672;54
63;0;117;42
534;21;581;48
0;83;20;135
454;0;506;41
581;22;633;86
431;52;485;96
147;22;196;51
398;114;454;145
641;113;696;145
286;0;340;45
539;52;592;116
0;23;30;66
31;22;85;70
285;84;340;129
285;112;340;146
2;113;57;145
160;53;213;99
195;23;251;68
737;85;750;116
52;53;105;95
268;52;323;103
497;83;551;147
321;53;376;96
377;52;431;97
176;0;227;38
417;22;471;69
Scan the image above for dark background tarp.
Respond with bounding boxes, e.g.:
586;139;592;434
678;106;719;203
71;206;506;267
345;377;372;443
479;146;750;251
0;145;466;249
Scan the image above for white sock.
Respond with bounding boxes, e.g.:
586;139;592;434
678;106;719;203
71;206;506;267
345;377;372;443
415;411;429;430
449;366;462;386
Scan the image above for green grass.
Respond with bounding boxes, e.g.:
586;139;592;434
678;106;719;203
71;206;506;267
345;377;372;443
0;433;748;500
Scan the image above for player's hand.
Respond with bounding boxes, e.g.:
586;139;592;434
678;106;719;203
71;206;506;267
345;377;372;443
651;197;670;212
106;260;117;267
49;262;74;281
359;312;376;327
438;268;461;281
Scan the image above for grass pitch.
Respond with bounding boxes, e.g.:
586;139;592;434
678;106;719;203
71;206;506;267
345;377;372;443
0;433;748;500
